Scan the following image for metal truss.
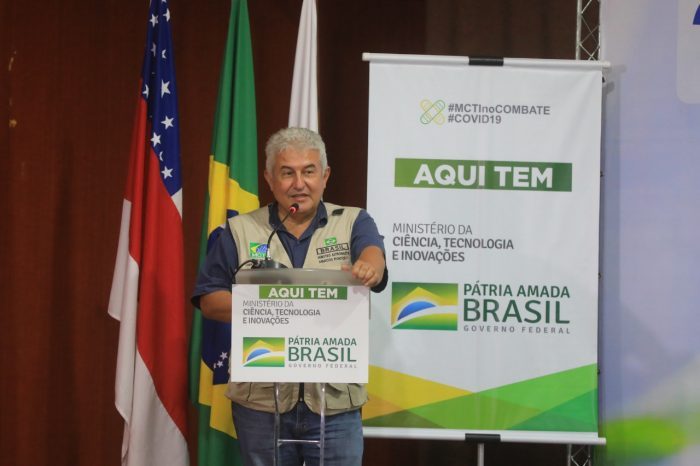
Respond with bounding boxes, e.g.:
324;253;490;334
576;0;601;60
567;444;593;466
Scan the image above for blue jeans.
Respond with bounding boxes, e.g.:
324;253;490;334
231;401;363;466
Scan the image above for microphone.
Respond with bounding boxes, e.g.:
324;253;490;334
252;202;299;269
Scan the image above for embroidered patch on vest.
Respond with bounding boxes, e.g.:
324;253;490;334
249;242;268;260
316;242;351;264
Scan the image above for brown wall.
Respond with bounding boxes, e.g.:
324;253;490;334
0;0;581;464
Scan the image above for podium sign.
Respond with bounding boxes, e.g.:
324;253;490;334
230;282;369;383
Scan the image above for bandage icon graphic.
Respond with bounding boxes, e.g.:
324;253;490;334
420;99;446;125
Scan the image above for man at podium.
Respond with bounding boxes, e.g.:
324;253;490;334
192;127;388;466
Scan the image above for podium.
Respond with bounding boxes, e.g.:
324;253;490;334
231;269;370;466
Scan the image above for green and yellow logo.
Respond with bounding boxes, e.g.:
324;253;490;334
324;237;338;246
249;242;268;260
392;282;459;330
242;337;285;367
419;99;446;125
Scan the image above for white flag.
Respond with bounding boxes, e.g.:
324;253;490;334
288;0;318;130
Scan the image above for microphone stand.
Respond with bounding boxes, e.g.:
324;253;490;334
252;203;299;269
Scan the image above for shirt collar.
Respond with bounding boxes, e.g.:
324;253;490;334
267;201;328;232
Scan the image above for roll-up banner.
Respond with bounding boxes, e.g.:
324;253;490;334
363;54;605;445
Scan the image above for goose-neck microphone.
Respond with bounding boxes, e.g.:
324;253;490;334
252;202;299;269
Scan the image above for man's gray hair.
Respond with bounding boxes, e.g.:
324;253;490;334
264;127;328;173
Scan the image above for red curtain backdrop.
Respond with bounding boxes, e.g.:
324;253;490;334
0;1;579;464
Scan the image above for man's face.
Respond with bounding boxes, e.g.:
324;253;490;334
264;147;330;218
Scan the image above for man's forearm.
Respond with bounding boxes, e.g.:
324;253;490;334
200;290;233;322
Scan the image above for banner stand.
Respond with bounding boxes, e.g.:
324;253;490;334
362;52;607;461
362;52;610;70
464;434;500;466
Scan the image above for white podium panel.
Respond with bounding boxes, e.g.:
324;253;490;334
230;270;369;384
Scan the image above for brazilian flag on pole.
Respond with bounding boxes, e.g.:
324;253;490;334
189;0;258;464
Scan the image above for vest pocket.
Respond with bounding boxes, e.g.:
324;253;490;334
227;382;274;402
325;383;367;409
245;382;275;403
227;382;253;403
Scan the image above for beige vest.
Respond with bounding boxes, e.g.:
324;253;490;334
225;202;368;415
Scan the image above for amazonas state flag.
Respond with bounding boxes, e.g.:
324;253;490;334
108;1;189;465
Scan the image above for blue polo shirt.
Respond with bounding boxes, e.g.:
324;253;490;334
192;202;387;307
